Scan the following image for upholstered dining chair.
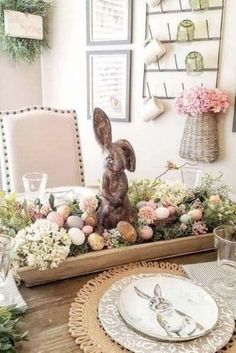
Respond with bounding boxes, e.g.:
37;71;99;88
0;107;85;193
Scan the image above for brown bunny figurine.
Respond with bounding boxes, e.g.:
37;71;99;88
93;107;137;230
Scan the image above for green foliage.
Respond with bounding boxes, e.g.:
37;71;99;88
195;173;231;201
204;200;236;231
69;243;90;257
0;0;51;63
128;179;160;206
0;192;32;234
0;306;28;353
154;222;193;241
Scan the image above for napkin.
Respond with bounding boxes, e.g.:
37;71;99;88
0;273;27;312
182;261;236;319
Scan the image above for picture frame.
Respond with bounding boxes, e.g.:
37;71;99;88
86;0;132;45
87;50;131;122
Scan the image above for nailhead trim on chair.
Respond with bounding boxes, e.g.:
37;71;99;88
0;107;85;192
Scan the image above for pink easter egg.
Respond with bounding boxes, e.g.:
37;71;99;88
146;200;157;210
168;206;176;216
188;209;203;221
139;226;154;240
47;211;64;228
82;225;93;236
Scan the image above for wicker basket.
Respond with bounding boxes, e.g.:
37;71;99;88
180;113;219;163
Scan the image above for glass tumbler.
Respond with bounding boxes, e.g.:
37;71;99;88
185;51;204;76
177;20;195;44
181;167;204;189
211;225;236;299
189;0;209;11
22;172;48;203
0;236;13;304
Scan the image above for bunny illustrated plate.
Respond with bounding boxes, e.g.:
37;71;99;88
118;275;219;342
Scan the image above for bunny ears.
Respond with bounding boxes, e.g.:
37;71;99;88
93;108;112;150
134;283;162;299
93;108;136;172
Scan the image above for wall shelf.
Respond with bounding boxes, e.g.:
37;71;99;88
147;6;223;16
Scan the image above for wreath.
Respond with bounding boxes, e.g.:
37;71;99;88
0;0;51;63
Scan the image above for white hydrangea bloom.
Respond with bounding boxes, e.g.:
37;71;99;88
14;219;71;271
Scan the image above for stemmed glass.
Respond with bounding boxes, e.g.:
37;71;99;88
210;225;236;299
0;236;13;304
22;172;48;203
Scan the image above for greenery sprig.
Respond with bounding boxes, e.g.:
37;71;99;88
0;0;51;63
0;305;28;353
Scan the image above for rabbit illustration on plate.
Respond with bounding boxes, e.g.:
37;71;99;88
93;108;137;229
134;284;205;338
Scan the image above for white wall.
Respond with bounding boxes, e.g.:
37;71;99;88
0;52;42;188
41;0;236;192
0;53;42;110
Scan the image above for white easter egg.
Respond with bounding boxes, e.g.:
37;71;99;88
180;214;192;224
67;215;84;229
155;207;170;219
68;228;85;246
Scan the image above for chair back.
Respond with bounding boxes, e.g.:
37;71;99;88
0;107;84;192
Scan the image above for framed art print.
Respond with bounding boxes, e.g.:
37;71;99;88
87;50;131;122
87;0;132;45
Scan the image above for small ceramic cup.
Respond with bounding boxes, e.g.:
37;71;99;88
140;97;164;122
145;0;162;7
144;38;166;65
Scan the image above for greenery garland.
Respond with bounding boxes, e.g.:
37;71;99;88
0;0;51;63
0;306;27;352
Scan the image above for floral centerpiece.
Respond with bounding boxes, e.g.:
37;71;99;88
175;87;230;162
0;170;235;273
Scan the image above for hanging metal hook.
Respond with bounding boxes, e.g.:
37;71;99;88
205;19;210;39
146;82;152;99
167;22;172;41
148;24;153;40
182;82;185;90
174;54;179;71
163;82;168;98
178;0;183;11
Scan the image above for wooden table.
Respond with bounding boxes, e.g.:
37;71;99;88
17;252;217;353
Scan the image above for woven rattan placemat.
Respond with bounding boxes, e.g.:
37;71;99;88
68;262;236;353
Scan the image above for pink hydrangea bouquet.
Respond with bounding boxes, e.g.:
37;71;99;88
175;87;229;116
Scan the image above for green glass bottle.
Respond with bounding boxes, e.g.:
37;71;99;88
189;0;209;11
177;20;195;44
185;51;204;76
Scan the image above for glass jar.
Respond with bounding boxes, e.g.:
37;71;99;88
185;51;204;76
177;20;195;44
189;0;209;11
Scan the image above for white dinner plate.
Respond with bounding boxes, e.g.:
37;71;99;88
118;274;219;342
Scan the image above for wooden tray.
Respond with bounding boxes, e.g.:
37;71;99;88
18;233;214;287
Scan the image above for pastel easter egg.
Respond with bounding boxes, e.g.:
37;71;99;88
136;201;147;209
155;207;170;220
88;233;105;251
139;226;154;240
180;214;192;224
85;214;97;227
168;206;176;216
82;225;93;236
67;215;84;229
57;205;71;220
68;228;85;246
40;205;51;217
188;209;203;221
146;200;157;210
47;211;64;228
117;221;137;242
